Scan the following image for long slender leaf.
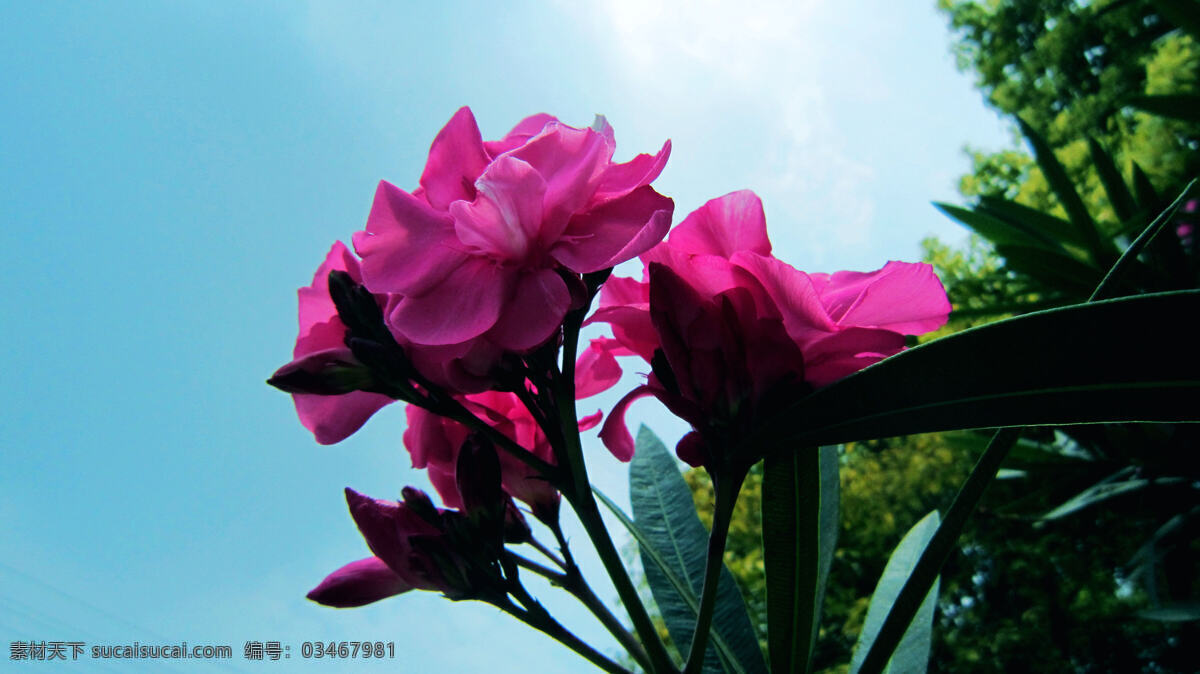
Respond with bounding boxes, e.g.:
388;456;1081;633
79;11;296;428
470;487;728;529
1137;603;1200;622
1148;0;1200;40
1129;94;1200;122
1017;117;1113;265
762;445;840;674
933;202;1066;253
1040;476;1188;521
1088;137;1138;223
850;512;941;674
992;244;1102;295
976;196;1085;248
1131;162;1160;211
630;426;767;674
751;290;1200;454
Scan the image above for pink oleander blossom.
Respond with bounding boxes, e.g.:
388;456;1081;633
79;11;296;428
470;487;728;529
584;190;951;465
404;391;601;520
353;108;674;392
276;242;393;445
306;556;412;608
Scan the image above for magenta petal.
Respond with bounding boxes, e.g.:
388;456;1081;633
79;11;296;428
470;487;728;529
450;156;546;262
387;258;511;345
803;327;907;387
344;488;441;591
575;338;625;399
732;252;836;341
598;385;657;461
668;190;771;258
354;181;466;296
675;431;707;468
485;268;571;351
579;410;603;431
298;242;360;338
419;107;491;210
551;186;675;273
484;113;558;157
510;122;613;239
307;557;413;608
819;261;951;334
293;391;392;445
591;140;672;204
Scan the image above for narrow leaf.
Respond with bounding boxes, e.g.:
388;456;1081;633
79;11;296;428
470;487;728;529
933;202;1065;253
976;196;1085;247
1137;603;1200;622
752;290;1200;453
1017;117;1112;265
1148;0;1200;40
1128;94;1200;123
762;445;840;674
1087;137;1138;223
1131;162;1160;210
630;426;767;674
850;511;941;674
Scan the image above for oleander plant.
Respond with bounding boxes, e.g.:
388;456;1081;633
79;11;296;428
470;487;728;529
268;105;1198;674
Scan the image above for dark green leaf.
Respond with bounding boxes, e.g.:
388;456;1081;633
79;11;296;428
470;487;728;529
993;244;1102;296
1131;161;1160;210
1087;137;1138;223
762;446;840;674
630;426;767;674
753;290;1200;453
1017;117;1113;265
1148;0;1200;41
1128;93;1200;123
850;511;941;674
1137;603;1200;622
933;202;1065;253
976;196;1085;248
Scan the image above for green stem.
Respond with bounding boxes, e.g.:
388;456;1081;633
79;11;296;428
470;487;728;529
855;427;1021;674
556;306;678;674
495;594;631;674
509;549;653;673
683;471;744;674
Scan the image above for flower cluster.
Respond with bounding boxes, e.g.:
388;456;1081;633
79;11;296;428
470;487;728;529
269;108;949;615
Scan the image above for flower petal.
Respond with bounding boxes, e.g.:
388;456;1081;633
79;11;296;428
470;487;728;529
816;261;951;334
344;488;442;591
418;107;491;210
483;113;557;157
298;242;360;340
293;391;392;445
667;190;771;258
509;122;614;240
551;186;674;273
598;384;657;462
386;257;511;345
575;337;625;399
591;140;672;205
484;268;571;351
354;181;466;296
450;156;545;262
307;557;413;608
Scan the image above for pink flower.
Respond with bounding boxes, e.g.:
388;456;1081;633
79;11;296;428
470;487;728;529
273;242;392;445
306;556;412;608
353;108;673;392
337;487;473;599
585;191;951;465
404;390;601;520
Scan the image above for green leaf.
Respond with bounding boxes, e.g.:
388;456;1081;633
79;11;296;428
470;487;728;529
1040;472;1188;521
629;426;767;674
762;445;840;674
850;511;941;674
751;290;1200;452
1148;0;1200;41
933;202;1065;253
1087;137;1138;224
1131;162;1160;211
1137;602;1200;622
1017;117;1113;265
976;195;1086;248
992;244;1102;296
1128;93;1200;123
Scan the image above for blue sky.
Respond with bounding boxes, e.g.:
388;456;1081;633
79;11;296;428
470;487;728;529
0;2;1008;672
